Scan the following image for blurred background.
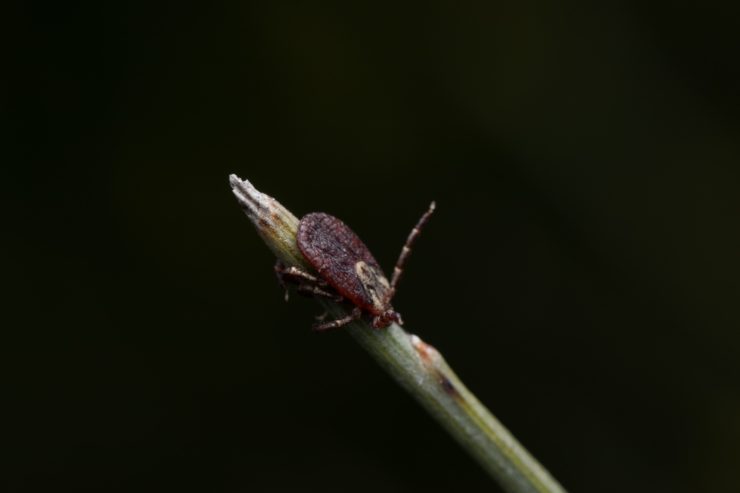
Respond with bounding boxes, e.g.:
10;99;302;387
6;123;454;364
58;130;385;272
7;1;740;492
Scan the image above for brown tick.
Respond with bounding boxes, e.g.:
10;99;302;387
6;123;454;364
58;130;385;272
275;202;435;331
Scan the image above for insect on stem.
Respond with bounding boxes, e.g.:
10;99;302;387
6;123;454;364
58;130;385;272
272;201;437;331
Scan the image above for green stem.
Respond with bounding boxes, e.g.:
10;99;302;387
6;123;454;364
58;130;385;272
230;175;567;493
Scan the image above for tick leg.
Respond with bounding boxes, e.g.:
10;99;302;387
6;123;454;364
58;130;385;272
274;261;290;300
275;261;329;301
275;262;326;285
390;201;436;295
296;284;344;303
312;307;362;332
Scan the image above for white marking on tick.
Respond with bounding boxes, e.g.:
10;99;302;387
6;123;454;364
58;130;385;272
355;261;390;312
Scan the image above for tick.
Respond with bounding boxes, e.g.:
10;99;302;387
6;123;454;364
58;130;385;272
275;202;436;331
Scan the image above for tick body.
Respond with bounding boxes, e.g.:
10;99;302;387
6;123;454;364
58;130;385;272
276;202;436;331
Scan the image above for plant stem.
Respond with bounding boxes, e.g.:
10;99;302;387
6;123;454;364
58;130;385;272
229;174;568;493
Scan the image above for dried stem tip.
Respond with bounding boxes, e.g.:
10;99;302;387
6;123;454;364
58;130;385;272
229;174;306;267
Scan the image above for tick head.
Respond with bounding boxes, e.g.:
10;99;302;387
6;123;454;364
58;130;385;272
373;309;403;329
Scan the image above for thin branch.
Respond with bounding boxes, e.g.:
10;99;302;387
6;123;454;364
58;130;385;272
229;174;568;493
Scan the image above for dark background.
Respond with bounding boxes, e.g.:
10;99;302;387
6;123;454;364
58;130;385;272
7;1;740;492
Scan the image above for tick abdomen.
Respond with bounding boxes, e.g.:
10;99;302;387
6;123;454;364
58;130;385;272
297;213;391;314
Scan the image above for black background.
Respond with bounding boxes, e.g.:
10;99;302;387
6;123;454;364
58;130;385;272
7;1;740;492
